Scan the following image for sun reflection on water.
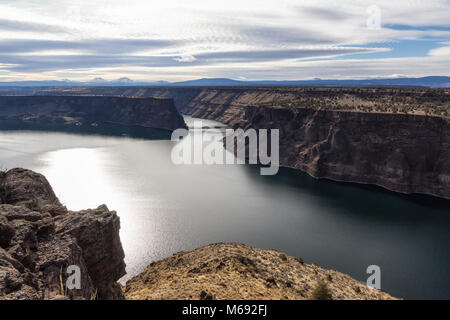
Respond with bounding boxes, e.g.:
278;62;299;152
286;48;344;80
34;146;164;282
37;148;117;210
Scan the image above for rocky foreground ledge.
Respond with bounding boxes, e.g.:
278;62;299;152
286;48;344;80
0;168;125;299
125;243;397;300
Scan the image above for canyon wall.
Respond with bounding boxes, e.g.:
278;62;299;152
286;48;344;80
17;86;450;117
166;88;450;199
2;87;449;198
178;89;450;199
0;95;187;131
246;107;450;199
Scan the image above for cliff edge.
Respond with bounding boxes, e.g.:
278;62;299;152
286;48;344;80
0;95;187;132
0;168;126;300
237;107;450;199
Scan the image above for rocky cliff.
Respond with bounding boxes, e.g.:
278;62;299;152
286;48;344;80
0;168;126;300
125;243;397;300
191;104;450;199
0;95;187;131
20;86;450;117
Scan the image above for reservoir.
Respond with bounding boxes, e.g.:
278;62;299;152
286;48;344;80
0;115;449;299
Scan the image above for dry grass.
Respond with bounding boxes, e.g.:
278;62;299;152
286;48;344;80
125;243;398;300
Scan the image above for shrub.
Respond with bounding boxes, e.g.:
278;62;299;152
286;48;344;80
311;280;332;300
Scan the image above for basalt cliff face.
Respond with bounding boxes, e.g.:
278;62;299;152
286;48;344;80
191;103;450;199
0;168;126;300
22;86;450;117
0;95;187;131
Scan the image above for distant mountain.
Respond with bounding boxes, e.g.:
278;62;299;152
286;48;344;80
116;77;134;83
0;76;449;88
170;78;245;86
90;77;106;82
167;76;450;88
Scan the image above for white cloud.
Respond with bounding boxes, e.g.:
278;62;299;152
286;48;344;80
173;55;197;63
429;42;450;56
0;0;449;80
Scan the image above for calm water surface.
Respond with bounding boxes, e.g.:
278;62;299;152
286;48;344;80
0;116;449;299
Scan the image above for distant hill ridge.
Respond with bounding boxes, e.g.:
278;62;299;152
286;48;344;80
0;76;449;88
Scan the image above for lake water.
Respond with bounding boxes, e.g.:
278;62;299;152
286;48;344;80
0;116;449;299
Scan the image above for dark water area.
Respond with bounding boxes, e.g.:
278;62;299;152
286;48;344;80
0;116;449;299
243;165;450;300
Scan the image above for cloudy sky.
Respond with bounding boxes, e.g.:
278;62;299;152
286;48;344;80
0;0;449;81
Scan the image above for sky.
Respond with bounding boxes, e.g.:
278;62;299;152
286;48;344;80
0;0;449;81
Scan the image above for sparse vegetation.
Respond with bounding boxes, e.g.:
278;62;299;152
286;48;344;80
59;265;67;297
311;280;333;300
242;87;450;118
90;289;98;300
279;253;287;261
9;86;449;118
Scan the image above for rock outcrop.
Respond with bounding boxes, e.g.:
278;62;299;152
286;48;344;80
0;168;126;300
0;95;187;132
125;243;397;300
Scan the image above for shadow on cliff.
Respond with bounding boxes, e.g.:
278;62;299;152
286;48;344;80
0;120;173;140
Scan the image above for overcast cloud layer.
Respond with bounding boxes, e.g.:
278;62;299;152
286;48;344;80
0;0;449;81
